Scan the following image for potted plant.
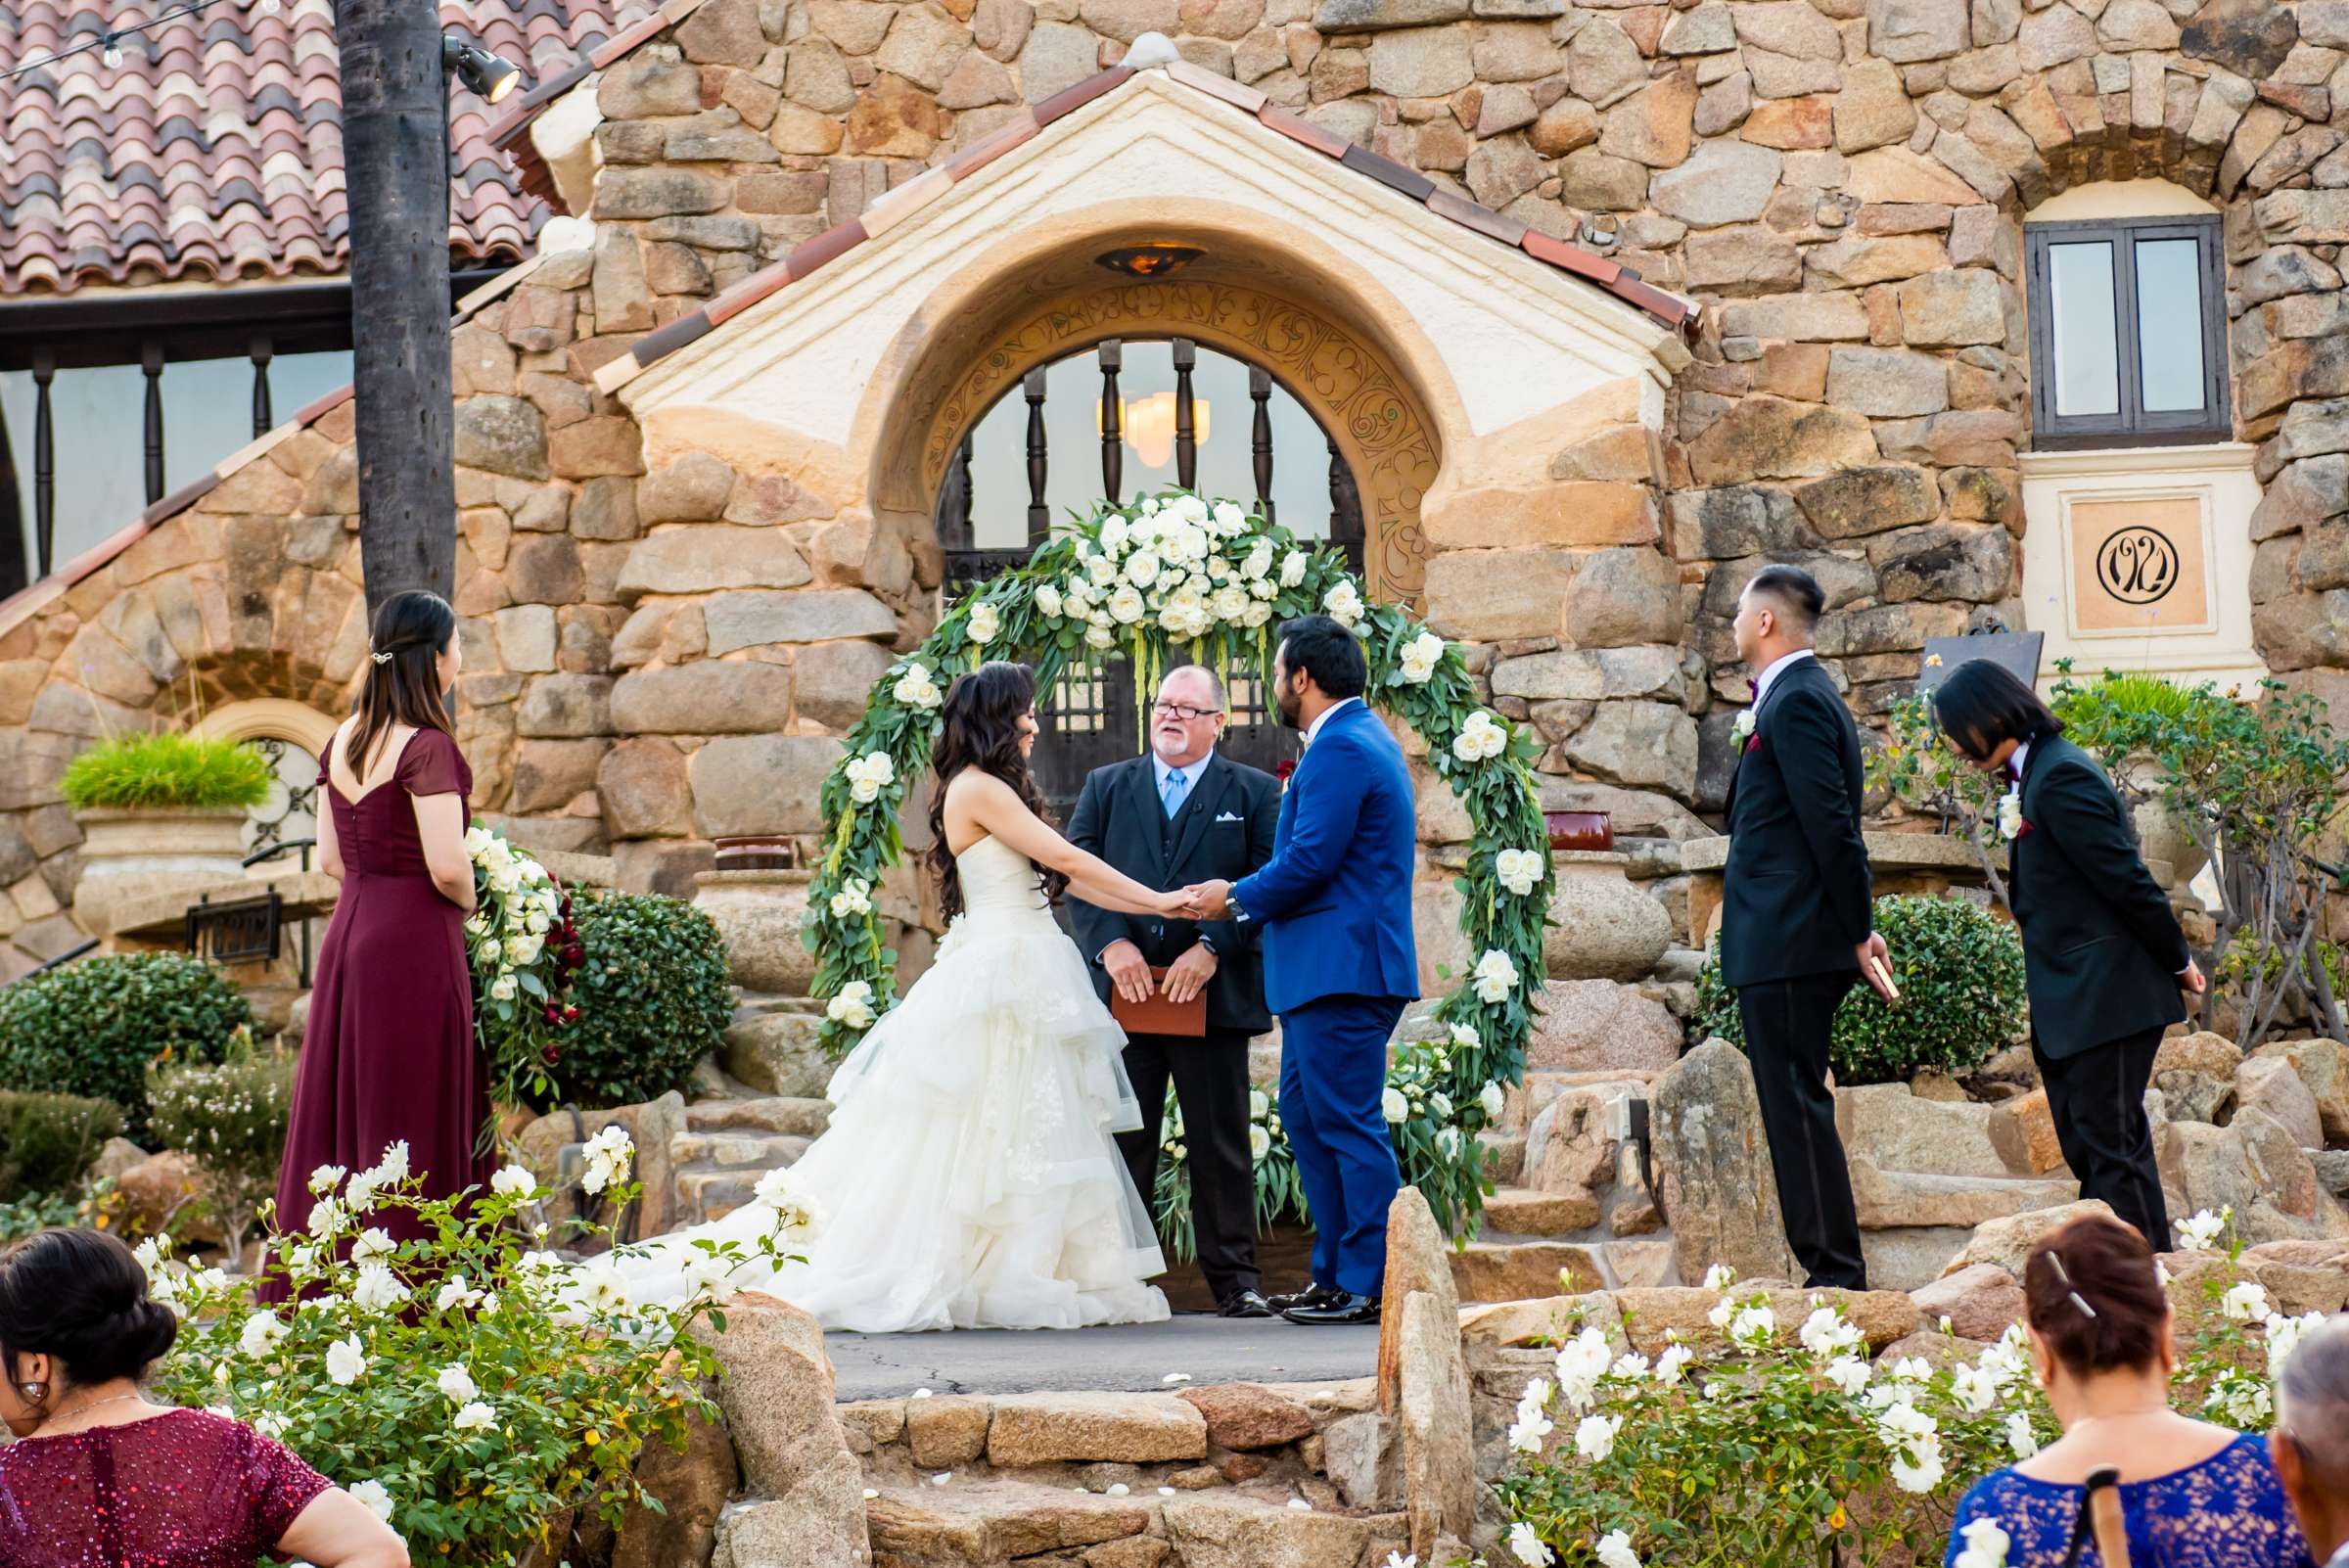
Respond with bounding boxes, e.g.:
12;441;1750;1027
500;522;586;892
60;730;272;934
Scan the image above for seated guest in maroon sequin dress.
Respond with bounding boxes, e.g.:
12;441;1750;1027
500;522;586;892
272;589;487;1250
0;1229;407;1568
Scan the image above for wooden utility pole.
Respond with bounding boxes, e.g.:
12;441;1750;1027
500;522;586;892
337;0;457;613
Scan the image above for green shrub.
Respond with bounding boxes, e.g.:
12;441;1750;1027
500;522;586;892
146;1047;296;1261
1693;894;2026;1084
0;953;253;1137
60;730;273;811
536;892;733;1110
0;1190;84;1244
0;1090;125;1203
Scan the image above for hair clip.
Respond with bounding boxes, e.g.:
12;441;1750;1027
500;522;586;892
370;651;392;666
2046;1251;2097;1318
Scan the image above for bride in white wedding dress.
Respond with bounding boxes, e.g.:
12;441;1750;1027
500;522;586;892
607;662;1201;1332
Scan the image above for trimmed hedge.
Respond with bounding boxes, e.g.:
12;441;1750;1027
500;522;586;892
1693;893;2027;1085
537;892;733;1111
0;952;253;1138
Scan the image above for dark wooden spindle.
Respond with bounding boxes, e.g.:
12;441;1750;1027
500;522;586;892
1024;367;1049;534
1097;340;1123;504
1173;338;1198;490
141;341;165;504
31;351;55;576
935;426;973;551
250;336;274;438
1249;366;1274;524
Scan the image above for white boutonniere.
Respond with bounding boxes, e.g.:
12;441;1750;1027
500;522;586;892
1731;711;1754;744
1997;785;2023;841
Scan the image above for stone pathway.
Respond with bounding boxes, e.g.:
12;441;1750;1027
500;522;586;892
828;1316;1381;1402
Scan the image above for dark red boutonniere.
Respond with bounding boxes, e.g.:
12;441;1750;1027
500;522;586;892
1275;759;1296;793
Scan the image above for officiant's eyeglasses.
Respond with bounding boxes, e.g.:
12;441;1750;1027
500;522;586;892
1152;700;1222;722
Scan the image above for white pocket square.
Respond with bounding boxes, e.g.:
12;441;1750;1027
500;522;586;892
1216;810;1243;822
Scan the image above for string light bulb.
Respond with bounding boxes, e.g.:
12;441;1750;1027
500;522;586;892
257;0;281;13
101;36;124;67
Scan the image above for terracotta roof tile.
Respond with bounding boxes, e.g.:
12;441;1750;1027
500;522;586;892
0;0;661;295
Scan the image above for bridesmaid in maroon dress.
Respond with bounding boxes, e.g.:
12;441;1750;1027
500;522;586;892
272;590;487;1247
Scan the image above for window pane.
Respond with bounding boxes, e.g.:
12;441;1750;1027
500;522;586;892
0;364;150;572
2048;241;2120;418
2134;237;2206;415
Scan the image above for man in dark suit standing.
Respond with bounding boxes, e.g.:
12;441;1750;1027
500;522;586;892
1720;564;1895;1290
1067;664;1281;1318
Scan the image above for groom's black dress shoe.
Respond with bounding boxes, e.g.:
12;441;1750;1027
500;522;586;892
1282;1292;1380;1325
1266;1283;1339;1314
1218;1289;1274;1318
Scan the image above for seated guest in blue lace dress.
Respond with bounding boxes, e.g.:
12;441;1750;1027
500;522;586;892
1946;1214;2313;1568
2274;1314;2349;1568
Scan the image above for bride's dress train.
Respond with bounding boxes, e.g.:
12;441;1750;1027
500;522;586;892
606;835;1170;1332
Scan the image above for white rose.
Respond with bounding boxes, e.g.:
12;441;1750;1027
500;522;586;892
1495;847;1543;897
846;751;897;805
307;1196;348;1237
326;1335;367;1387
1242;539;1273;579
2175;1209;2226;1252
1280;551;1309;587
1478;1081;1505;1121
1507;1521;1554;1566
239;1314;287;1359
1594;1531;1642;1568
438;1363;481;1404
826;980;877;1031
349;1227;395;1266
1573;1412;1621;1463
1248;1125;1271;1161
1099;516;1130;555
1728;1302;1776;1349
1087;553;1118;587
1085;623;1117;650
491;1164;535;1199
1108;584;1146;624
451;1401;496;1434
1471;948;1520;1004
1396;629;1446;684
349;1479;394;1524
966;601;1001;646
1212;500;1246;533
350;1264;409;1314
893;666;943;710
1702;1263;1736;1292
1322;581;1363;627
2223;1280;2273;1322
307;1165;346;1197
489;974;518;1003
1034;583;1065;620
1173;494;1210;525
2004;1413;2041;1461
1824;1356;1871;1397
1125;549;1162;588
1211;584;1251;623
1381;1087;1409;1123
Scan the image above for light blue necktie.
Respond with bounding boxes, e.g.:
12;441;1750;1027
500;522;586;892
1162;767;1188;818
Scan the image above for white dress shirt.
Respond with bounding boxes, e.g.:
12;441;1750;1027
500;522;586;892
1303;695;1363;748
1751;647;1816;709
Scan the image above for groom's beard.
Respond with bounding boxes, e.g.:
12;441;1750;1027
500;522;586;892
1274;681;1304;729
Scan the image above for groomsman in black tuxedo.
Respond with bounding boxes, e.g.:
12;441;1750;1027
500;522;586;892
1067;665;1282;1317
1930;660;2205;1249
1720;565;1894;1290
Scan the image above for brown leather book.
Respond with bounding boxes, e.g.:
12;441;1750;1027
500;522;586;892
1111;967;1208;1038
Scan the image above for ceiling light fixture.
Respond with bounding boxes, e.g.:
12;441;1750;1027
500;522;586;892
1095;244;1205;279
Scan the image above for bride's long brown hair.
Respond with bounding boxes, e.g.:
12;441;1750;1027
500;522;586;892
926;661;1067;921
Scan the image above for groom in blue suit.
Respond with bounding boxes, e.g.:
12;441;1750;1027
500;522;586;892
1189;615;1418;1326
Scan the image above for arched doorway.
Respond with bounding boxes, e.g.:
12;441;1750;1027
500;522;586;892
935;333;1374;814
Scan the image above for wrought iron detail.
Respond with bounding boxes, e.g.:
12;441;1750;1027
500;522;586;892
185;891;284;966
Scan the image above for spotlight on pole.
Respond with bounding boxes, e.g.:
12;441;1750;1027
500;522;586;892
442;34;522;104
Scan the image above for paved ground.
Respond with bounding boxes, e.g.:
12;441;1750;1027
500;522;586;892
827;1314;1382;1401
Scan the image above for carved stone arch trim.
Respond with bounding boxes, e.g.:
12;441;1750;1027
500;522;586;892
912;280;1444;609
191;698;341;757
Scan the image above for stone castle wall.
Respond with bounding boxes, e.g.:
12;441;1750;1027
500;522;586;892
3;0;2347;982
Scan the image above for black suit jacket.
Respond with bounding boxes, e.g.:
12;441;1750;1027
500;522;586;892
2010;734;2190;1059
1066;752;1281;1035
1720;655;1874;988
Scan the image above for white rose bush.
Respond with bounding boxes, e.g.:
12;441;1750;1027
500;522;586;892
1478;1210;2311;1568
148;1137;810;1566
462;825;584;1110
803;488;1551;1237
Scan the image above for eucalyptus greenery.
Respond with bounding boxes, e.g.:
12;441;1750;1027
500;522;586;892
60;729;273;811
1693;895;2025;1085
801;488;1552;1236
1152;1084;1305;1265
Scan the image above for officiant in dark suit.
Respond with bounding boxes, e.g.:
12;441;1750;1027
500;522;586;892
1930;659;2205;1249
1720;564;1895;1291
1067;665;1282;1317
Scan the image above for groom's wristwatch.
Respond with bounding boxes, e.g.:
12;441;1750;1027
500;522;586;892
1227;894;1251;925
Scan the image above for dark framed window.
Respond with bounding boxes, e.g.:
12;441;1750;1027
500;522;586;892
2024;214;2231;450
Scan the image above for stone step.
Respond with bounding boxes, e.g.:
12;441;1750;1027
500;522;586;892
675;1169;764;1224
687;1094;833;1136
1849;1163;2078;1230
670;1130;808;1169
862;1479;1402;1568
1482;1185;1599;1237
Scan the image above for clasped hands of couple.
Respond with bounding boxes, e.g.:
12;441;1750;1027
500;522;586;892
1099;880;1240;1008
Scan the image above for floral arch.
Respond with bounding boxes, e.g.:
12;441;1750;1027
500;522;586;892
802;488;1550;1234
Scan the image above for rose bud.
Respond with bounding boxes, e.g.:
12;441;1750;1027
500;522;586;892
563;1004;580;1023
542;1044;562;1065
544;1002;562;1024
563;943;585;966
